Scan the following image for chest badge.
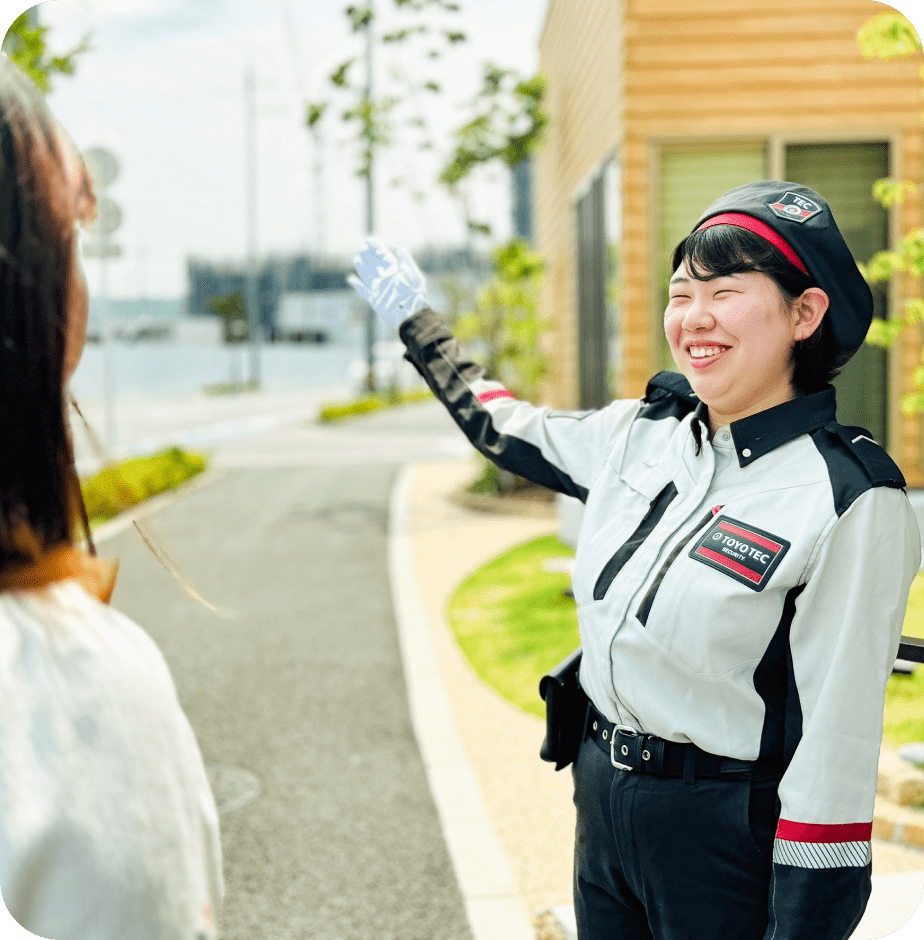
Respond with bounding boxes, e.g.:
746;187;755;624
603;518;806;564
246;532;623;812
689;516;790;592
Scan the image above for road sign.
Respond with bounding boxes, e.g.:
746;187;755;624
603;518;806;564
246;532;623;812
83;147;119;189
83;196;122;237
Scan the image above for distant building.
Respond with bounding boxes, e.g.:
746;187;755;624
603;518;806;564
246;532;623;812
275;290;356;343
186;248;489;341
86;297;186;341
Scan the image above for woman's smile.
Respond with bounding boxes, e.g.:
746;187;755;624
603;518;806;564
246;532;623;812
686;342;731;368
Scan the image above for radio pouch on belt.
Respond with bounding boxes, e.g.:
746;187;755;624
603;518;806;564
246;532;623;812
539;647;587;771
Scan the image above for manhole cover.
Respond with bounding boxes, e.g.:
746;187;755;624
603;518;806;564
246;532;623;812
204;763;261;815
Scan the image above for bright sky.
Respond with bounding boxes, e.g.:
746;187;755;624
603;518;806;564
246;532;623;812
0;0;550;299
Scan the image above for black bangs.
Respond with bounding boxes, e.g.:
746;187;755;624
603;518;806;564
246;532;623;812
671;225;815;300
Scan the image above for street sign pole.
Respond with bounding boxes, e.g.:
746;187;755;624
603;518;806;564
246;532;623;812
82;147;121;457
244;66;261;388
364;2;376;393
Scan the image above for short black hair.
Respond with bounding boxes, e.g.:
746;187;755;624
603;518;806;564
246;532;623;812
671;224;849;396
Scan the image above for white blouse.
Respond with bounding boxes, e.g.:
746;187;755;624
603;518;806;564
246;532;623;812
0;580;223;939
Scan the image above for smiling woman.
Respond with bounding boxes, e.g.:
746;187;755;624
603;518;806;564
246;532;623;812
349;176;921;940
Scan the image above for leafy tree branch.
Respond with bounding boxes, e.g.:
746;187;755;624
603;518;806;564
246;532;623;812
856;12;924;415
2;11;90;93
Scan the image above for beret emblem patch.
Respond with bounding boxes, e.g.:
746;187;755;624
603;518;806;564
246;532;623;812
766;191;822;224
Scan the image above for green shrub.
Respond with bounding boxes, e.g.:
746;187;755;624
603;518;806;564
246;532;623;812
81;448;207;524
318;388;432;423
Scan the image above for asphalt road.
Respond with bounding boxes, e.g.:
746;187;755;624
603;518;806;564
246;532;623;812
101;401;474;940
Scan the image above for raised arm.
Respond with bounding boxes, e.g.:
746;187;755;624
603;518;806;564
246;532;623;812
349;239;638;501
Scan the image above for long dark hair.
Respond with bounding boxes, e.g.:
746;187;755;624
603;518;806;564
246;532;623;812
0;56;84;568
671;225;850;395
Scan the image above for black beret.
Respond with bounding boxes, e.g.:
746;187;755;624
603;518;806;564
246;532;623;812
692;180;873;358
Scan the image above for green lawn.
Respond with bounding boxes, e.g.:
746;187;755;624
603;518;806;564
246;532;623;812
448;535;579;719
448;535;924;743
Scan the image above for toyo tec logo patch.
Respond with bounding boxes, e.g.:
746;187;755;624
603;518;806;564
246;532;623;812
766;192;822;224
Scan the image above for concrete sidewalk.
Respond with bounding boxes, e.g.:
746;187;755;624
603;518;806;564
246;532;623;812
396;458;924;940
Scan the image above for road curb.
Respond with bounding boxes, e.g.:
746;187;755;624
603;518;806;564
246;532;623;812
388;464;535;940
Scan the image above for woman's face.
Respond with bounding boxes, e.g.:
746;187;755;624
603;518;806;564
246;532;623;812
664;264;802;429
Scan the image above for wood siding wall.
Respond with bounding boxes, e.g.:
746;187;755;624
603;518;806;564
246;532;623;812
535;0;625;407
537;0;924;479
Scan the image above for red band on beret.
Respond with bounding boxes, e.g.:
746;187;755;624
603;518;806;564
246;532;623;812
696;213;808;275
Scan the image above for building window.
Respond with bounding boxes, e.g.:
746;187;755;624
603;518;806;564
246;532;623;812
575;156;621;408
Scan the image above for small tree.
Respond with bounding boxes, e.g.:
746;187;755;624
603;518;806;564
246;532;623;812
454;240;549;495
856;12;924;414
2;11;89;92
438;64;551;495
207;291;250;390
454;239;546;400
440;63;548;238
207;291;248;344
305;1;466;391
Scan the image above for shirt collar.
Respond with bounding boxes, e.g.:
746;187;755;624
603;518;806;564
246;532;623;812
691;387;837;468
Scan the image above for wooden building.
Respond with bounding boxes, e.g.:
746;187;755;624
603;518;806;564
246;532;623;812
535;0;924;481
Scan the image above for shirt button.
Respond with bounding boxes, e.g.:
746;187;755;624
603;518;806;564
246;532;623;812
742;448;752;458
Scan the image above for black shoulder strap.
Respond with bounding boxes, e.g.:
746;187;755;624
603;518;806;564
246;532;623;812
644;371;697;404
825;423;906;489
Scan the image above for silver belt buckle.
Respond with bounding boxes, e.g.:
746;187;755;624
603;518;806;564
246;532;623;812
610;724;639;771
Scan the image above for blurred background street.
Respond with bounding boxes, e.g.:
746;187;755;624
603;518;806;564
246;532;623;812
4;0;924;937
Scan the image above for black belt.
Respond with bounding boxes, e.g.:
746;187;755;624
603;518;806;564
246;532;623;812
585;703;779;781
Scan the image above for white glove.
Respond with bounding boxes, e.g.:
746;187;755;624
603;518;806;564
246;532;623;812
348;238;430;327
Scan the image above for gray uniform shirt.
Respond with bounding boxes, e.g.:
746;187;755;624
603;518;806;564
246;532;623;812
400;308;921;940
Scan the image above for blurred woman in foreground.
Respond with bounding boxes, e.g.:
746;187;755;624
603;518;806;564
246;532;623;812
0;55;222;939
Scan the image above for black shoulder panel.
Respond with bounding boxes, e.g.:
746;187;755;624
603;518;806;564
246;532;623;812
639;371;699;422
809;422;906;517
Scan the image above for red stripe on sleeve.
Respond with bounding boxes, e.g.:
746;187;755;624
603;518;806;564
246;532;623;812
477;389;515;404
775;820;873;844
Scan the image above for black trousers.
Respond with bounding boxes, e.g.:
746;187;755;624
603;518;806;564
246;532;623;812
572;732;781;940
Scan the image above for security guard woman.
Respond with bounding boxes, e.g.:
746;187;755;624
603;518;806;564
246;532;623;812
348;180;921;940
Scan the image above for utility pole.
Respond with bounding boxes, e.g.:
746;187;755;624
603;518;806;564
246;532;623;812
311;125;326;257
244;66;261;388
363;1;376;393
82;147;121;456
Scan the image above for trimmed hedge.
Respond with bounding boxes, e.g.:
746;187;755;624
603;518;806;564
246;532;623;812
81;447;207;524
318;388;432;423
